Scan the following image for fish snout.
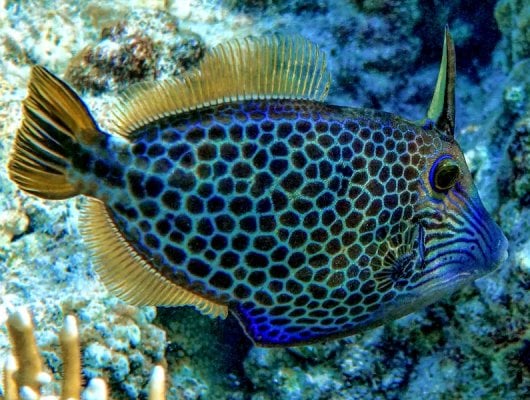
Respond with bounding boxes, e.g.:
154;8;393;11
486;229;509;271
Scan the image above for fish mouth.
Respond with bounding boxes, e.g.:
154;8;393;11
490;234;509;269
409;196;509;300
414;237;507;310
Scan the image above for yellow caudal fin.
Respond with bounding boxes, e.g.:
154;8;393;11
8;66;101;199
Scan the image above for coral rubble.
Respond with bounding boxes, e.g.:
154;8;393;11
64;9;204;93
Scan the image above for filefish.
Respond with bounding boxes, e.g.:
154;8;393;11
8;29;508;346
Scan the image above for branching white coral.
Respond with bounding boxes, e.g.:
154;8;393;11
0;307;165;400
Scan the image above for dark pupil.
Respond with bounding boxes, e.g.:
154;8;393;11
435;163;459;190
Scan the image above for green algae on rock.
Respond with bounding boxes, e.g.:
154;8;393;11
495;0;530;67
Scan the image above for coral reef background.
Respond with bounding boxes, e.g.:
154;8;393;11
0;0;528;399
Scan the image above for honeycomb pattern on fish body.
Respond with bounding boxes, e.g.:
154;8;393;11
91;100;438;344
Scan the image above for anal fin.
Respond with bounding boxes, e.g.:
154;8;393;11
80;199;228;318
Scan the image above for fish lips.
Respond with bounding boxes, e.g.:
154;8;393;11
415;228;508;302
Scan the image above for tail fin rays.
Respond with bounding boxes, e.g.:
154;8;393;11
25;66;100;144
8;66;100;199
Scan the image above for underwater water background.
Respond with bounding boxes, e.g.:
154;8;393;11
0;0;528;399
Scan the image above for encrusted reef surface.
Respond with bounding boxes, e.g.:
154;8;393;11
0;0;528;399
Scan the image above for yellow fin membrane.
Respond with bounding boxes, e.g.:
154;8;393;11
8;66;100;199
111;36;331;137
80;199;228;318
426;26;456;137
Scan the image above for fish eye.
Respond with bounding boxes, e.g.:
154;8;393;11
429;155;461;192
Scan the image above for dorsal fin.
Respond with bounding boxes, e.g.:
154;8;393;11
110;36;331;138
80;198;228;318
426;26;456;137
